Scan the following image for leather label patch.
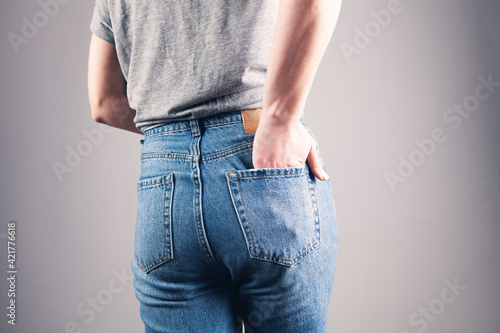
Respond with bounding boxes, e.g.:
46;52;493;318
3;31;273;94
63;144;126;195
241;108;262;134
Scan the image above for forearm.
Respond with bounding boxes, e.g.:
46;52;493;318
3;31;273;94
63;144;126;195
263;0;342;123
90;96;142;135
88;33;142;135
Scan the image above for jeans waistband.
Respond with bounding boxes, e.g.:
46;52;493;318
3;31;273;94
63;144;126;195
142;108;305;138
143;110;249;138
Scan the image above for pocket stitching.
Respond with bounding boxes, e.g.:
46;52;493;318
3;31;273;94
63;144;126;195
226;168;321;267
226;164;308;180
135;173;174;274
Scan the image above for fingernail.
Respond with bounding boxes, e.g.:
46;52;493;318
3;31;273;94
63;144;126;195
323;173;329;181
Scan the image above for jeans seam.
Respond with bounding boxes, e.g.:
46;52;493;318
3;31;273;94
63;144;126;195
191;125;225;273
201;142;254;163
140;153;196;161
145;127;190;139
202;120;242;128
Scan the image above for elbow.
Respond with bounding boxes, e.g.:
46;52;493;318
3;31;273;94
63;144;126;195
89;99;109;124
91;110;105;124
88;94;132;126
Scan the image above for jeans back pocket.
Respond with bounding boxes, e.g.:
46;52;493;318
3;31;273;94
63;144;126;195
135;173;174;273
225;164;320;267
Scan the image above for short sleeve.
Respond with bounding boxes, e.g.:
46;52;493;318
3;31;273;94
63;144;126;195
90;0;115;45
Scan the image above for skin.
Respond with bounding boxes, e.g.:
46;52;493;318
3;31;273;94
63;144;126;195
88;0;342;180
255;0;342;180
87;35;141;135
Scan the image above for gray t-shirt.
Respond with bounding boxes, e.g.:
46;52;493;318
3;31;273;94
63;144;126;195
90;0;279;133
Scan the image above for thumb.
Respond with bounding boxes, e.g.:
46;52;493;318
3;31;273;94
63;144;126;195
306;142;329;181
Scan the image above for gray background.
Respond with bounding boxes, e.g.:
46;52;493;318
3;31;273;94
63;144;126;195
1;0;499;332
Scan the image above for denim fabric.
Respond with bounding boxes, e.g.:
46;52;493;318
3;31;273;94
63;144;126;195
132;110;338;333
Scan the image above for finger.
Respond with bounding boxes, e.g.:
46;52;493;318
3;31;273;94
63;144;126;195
307;143;329;181
252;146;262;169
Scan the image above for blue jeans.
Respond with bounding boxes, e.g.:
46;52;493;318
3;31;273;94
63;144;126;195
132;110;338;333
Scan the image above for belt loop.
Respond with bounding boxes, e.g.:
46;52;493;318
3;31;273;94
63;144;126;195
189;119;200;137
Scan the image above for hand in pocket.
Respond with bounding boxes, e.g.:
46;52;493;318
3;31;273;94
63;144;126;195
252;115;329;180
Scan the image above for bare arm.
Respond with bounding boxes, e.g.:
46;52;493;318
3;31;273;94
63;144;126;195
253;0;342;180
87;33;142;135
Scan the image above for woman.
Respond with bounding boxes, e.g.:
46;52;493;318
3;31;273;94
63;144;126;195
88;0;342;332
